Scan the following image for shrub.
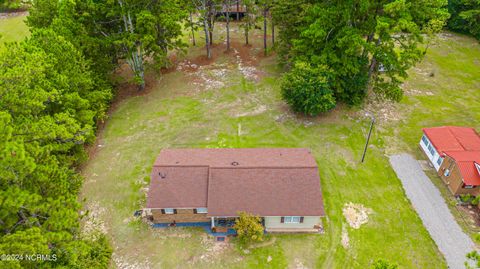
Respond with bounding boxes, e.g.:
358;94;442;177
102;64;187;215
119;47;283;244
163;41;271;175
281;62;336;116
460;194;474;204
466;251;480;269
233;212;264;245
474;233;480;244
371;259;398;269
472;196;480;206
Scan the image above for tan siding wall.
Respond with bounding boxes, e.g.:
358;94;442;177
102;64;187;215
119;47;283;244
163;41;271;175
151;209;210;223
264;216;320;229
438;156;480;196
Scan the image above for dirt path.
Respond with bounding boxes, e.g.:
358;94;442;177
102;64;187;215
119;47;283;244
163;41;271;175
0;11;28;19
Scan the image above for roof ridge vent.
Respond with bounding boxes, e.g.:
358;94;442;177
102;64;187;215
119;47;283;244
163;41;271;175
159;172;167;179
231;161;239;166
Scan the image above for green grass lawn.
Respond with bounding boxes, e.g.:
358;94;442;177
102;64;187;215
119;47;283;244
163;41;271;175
81;27;479;268
0;13;29;43
381;32;480;243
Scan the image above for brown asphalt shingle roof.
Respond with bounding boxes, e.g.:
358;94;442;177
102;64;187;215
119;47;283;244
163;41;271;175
154;148;318;168
146;166;209;208
146;148;325;216
207;167;324;216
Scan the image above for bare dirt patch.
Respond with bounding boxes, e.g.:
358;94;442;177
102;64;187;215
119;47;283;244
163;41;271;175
81;201;108;239
0;11;28;19
343;202;373;229
293;258;309;269
112;252;151;269
458;205;480;229
360;98;403;123
148;227;193;241
341;226;350;249
189;234;231;264
175;41;263;94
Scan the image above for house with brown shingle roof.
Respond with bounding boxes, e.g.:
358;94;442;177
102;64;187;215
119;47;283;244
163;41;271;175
144;148;325;234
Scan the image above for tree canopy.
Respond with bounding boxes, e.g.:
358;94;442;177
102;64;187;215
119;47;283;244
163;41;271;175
0;25;112;269
28;0;187;90
274;0;449;110
448;0;480;40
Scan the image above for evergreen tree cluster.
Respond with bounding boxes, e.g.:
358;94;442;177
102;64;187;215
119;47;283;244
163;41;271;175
0;29;112;268
1;0;189;266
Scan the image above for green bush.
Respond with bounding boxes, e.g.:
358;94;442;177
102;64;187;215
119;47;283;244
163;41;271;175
371;259;398;269
233;212;264;246
281;62;336;116
460;194;474;203
472;196;480;206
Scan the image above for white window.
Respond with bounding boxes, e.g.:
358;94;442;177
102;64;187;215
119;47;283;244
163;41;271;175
196;208;208;214
464;185;475;189
427;144;435;156
421;135;429;146
164;208;174;214
284;216;301;224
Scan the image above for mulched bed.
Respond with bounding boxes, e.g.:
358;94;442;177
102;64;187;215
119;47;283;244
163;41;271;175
457;204;480;228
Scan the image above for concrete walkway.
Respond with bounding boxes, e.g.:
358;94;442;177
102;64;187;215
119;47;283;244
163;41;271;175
389;154;475;269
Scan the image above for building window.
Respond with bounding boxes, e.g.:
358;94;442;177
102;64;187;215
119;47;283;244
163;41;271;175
427;143;436;156
196;208;208;214
436;157;443;166
444;169;450;177
463;184;476;189
421;135;429;147
284;216;301;224
164;208;174;214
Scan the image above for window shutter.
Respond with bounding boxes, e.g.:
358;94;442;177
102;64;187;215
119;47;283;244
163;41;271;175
173;209;177;214
193;209;197;214
161;209;165;214
300;217;304;223
280;217;284;223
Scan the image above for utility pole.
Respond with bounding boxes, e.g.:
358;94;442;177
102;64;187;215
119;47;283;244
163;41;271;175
361;114;375;163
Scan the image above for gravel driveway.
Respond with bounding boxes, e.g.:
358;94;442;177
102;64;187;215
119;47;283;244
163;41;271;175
389;154;475;269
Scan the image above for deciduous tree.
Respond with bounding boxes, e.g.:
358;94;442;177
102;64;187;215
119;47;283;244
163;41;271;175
274;0;449;106
448;0;480;40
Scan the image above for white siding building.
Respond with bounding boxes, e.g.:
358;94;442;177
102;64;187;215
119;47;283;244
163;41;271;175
420;134;443;170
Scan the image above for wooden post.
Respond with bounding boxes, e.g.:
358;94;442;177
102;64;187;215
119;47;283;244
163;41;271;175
361;116;375;163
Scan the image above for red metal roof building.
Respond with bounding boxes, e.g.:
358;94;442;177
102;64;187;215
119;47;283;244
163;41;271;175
422;126;480;152
420;126;480;195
